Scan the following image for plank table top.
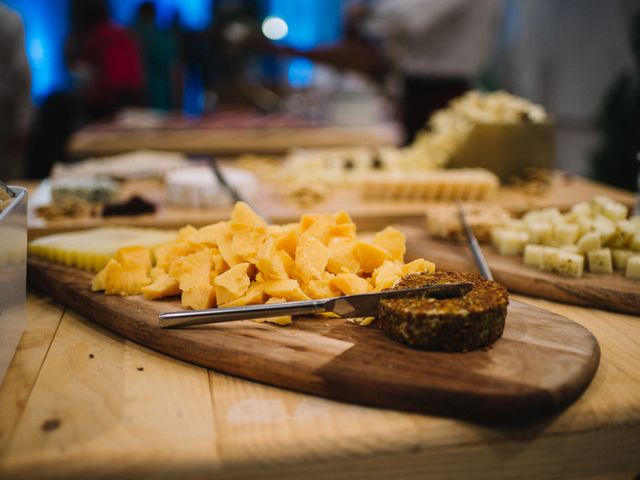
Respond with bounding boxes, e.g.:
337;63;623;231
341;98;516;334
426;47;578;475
1;175;639;479
0;290;639;479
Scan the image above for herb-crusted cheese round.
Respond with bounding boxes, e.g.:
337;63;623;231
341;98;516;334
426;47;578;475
379;272;509;352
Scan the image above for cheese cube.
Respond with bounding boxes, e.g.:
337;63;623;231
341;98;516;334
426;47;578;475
593;215;617;245
504;219;527;231
612;249;635;271
630;215;640;228
523;244;545;268
625;255;640;280
590;195;613;215
576;216;594;236
554;251;584;278
527;222;552;245
541;247;560;272
560;244;580;254
493;229;529;256
587;248;613;274
571;202;591;217
602;202;628;222
631;233;640;251
609;220;637;248
553;223;579;246
577;231;601;254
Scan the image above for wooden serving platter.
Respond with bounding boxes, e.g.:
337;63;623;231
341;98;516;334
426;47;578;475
28;257;600;424
404;226;640;316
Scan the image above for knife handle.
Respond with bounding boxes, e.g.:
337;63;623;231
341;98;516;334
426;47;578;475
159;298;330;329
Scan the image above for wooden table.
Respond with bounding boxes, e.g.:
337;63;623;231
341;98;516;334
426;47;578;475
0;288;639;479
69;123;401;157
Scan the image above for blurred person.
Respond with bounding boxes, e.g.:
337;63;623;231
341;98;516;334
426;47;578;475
132;2;179;111
26;0;143;178
366;0;502;143
592;13;640;192
269;1;502;143
66;0;143;118
498;0;640;178
0;4;31;181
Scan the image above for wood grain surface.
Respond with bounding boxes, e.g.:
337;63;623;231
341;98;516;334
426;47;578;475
68;124;401;157
27;257;600;424
404;226;640;316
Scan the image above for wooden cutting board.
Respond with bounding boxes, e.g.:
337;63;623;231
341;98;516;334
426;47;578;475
27;257;600;424
404;226;640;316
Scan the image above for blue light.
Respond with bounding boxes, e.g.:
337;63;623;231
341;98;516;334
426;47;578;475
4;0;71;103
287;57;314;89
109;0;212;30
265;0;341;88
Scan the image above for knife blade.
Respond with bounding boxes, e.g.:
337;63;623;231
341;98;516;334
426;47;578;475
458;203;494;280
159;281;473;329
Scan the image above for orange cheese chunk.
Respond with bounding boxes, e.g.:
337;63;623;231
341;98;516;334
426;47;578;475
169;248;212;291
332;273;373;295
255;237;289;280
262;279;310;301
115;246;152;272
295;236;331;283
177;225;198;241
91;258;120;291
230;201;267;229
304;272;341;299
326;238;360;274
401;258;436;275
181;284;216;310
189;221;229;247
300;213;333;245
253;297;292;325
231;225;266;262
355;241;391;273
371;260;402;291
274;227;298;258
372;227;406;262
154;241;201;271
334;210;353;224
219;282;265;307
141;274;180;300
214;262;251;305
104;262;150;296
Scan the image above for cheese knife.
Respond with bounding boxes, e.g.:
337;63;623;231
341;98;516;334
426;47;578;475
159;281;473;329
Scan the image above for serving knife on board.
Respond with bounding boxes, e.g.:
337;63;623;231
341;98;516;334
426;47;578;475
159;282;473;329
458;203;494;280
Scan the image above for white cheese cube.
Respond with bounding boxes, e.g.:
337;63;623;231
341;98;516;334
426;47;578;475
576;216;593;236
560;244;580;254
587;248;613;274
527;222;553;245
602;202;628;222
631;233;640;251
541;247;560;272
612;249;635;270
494;229;529;256
523;244;546;268
630;215;640;228
590;195;613;215
609;220;637;248
504;219;527;231
571;202;591;217
625;255;640;280
553;223;580;245
554;251;585;277
593;215;616;245
577;231;601;253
